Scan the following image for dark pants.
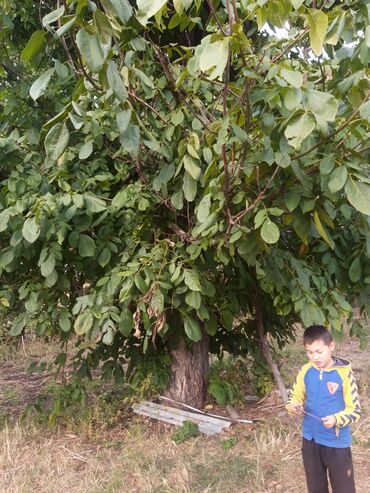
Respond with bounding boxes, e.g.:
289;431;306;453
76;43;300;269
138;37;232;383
301;438;356;493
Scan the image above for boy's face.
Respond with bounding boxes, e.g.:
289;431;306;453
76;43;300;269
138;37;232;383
304;339;335;370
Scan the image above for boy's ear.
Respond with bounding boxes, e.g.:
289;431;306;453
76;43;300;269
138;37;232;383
329;340;335;351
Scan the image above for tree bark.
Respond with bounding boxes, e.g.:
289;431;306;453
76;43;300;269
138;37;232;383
164;332;209;408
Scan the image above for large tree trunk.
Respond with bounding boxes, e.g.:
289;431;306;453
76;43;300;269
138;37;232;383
164;332;209;408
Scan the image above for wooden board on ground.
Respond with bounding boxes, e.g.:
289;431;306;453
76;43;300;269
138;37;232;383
132;401;232;435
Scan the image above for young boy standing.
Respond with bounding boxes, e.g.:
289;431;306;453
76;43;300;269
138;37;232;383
286;325;361;493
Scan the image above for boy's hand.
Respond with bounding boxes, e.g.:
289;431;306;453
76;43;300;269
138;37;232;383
286;403;304;415
321;415;336;428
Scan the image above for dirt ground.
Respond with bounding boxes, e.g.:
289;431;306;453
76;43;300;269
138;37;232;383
0;333;370;493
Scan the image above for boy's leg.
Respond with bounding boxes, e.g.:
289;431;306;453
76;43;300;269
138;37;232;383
321;446;356;493
301;438;329;493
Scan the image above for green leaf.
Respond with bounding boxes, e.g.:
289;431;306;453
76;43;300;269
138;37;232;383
171;190;184;210
254;209;267;229
184;270;202;291
134;273;147;294
183;171;197;202
98;247;111;267
319;155;335;175
0;248;14;267
284;88;302;111
30;69;54;101
116;110;132;133
119;124;140;157
151;290;164;314
183;155;201;180
76;29;105;72
42;6;65;26
328;167;347;194
349;258;361;283
56;17;76;37
345;178;370;216
197;194;211;222
40;254;55;277
109;0;133;22
260;218;280;244
199;38;229;81
184;316;202;342
306;90;338;123
21;30;46;64
307;9;328;56
107;61;128;103
359;100;370;122
185;291;201;309
285;191;300;211
137;0;168;26
291;0;304;9
313;211;334;249
119;309;134;336
205;315;217;336
84;194;106;213
280;68;303;88
79;141;93;160
0;209;10;233
59;315;71;333
22;217;40;244
78;235;96;257
74;311;94;335
44;123;69;161
284;113;315;149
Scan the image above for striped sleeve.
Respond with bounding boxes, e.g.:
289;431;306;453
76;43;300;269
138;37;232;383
334;368;361;428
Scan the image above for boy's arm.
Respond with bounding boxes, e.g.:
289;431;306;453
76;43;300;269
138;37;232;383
333;368;361;428
286;365;307;414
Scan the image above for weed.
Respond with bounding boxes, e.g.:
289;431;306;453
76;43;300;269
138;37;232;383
221;436;238;450
171;420;199;444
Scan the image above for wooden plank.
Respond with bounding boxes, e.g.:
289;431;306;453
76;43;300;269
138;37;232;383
132;401;232;435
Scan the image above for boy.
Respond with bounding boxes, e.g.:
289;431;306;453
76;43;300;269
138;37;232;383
286;325;361;493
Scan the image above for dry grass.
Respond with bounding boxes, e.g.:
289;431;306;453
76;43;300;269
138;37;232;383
1;332;370;492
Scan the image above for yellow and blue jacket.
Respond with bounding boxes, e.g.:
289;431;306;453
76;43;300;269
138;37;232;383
288;357;361;448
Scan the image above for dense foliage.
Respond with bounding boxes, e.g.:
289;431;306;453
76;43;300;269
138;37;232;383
0;0;369;401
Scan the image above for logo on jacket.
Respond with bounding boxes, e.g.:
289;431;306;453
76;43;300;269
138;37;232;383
327;382;339;395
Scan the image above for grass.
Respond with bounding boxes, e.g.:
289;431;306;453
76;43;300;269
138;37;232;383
1;331;370;492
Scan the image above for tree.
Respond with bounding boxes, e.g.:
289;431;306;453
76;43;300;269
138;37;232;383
0;0;369;407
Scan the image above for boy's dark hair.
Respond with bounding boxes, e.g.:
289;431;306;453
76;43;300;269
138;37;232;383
303;325;333;346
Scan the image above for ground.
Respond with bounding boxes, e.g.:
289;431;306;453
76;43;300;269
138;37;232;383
1;331;370;493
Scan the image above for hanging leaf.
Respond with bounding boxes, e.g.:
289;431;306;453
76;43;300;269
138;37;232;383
328;167;347;194
137;0;168;26
74;311;94;335
79;141;93;160
284;113;315;149
307;9;328;56
42;6;65;27
184;270;202;291
182;171;197;202
349;258;361;283
260;218;280;244
197;194;211;222
22;217;40;244
306;90;338;123
110;0;132;23
185;291;202;309
44;123;69;161
280;68;303;88
116;110;131;133
107;61;128;102
0;209;10;233
199;38;229;80
313;211;335;249
183;154;201;180
184;316;202;342
345;178;370;216
21;30;46;64
119;124;140;156
119;309;134;336
78;235;96;257
30;69;54;101
76;29;105;72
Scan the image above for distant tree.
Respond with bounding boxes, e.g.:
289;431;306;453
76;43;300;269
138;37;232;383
0;0;369;406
